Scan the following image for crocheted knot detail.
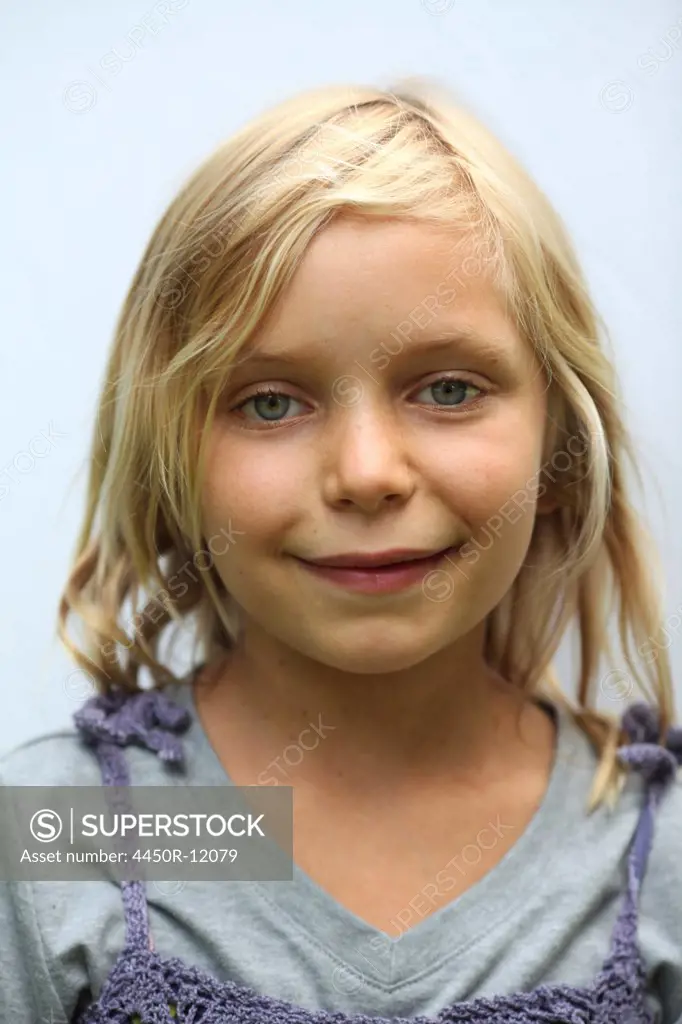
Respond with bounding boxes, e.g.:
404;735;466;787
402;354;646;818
73;686;191;764
616;701;682;788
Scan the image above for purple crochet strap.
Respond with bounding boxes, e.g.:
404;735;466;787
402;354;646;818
73;684;192;953
617;703;682;886
605;701;682;967
73;685;191;766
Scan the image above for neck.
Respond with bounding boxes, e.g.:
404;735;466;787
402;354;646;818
194;620;549;791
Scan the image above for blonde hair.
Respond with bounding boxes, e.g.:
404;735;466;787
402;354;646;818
57;77;676;813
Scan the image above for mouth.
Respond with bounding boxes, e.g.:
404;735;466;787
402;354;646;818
300;546;456;569
293;545;462;595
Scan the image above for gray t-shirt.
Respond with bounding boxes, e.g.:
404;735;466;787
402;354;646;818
1;678;681;1024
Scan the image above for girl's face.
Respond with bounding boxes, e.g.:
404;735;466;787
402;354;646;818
200;215;552;673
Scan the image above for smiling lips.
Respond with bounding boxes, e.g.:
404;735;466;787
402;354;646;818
301;546;454;568
295;546;461;594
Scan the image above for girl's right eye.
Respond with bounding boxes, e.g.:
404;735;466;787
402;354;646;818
233;387;307;426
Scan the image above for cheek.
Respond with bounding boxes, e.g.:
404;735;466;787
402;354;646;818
201;437;307;539
433;433;542;527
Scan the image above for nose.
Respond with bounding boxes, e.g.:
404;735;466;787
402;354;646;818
321;402;416;513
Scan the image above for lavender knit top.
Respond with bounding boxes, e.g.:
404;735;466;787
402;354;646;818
71;680;682;1024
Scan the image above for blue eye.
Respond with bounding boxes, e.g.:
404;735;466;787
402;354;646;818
235;388;305;423
415;376;484;408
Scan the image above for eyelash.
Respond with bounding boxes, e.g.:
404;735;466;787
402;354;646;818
230;375;490;429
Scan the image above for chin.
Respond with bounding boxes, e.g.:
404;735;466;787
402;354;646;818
305;630;446;676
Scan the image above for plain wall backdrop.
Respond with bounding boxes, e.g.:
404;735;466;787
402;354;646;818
1;0;681;755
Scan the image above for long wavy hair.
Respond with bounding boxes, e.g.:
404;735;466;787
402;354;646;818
57;77;676;813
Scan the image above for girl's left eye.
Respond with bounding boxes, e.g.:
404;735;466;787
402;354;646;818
233;376;487;426
413;375;486;410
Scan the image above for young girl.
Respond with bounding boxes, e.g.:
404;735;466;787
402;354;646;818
1;78;681;1024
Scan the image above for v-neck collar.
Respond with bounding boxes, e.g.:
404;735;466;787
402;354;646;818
165;671;583;989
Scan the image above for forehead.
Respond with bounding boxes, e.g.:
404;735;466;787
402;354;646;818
287;215;497;313
241;215;518;363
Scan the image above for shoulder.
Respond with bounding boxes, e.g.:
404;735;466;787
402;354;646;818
0;716;184;788
0;728;116;1019
633;774;682;1022
0;679;199;788
640;773;682;908
647;774;682;874
555;702;682;898
0;725;104;787
559;711;682;1020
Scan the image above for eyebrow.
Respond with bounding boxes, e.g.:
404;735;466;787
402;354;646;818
234;330;513;369
393;332;511;363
